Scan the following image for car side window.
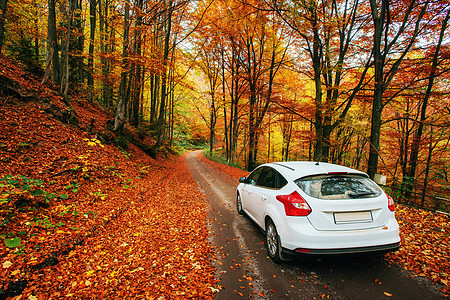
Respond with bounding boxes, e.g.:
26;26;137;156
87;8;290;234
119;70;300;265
246;167;263;185
274;172;288;189
257;167;275;188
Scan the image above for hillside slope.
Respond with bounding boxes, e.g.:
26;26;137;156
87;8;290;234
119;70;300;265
0;57;216;299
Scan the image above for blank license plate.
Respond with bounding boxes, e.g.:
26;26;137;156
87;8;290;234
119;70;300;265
334;211;372;224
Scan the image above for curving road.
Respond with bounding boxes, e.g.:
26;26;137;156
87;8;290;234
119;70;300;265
185;151;444;299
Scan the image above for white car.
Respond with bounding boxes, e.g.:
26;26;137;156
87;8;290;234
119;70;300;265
236;161;400;262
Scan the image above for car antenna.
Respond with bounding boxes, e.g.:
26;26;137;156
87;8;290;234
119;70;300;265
315;162;320;165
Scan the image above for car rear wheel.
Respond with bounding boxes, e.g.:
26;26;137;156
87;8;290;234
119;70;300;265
266;220;282;263
236;194;244;215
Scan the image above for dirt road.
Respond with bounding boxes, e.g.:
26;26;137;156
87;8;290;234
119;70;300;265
185;151;443;299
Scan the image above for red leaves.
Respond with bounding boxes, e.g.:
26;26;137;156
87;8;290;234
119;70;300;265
384;204;449;296
0;57;218;299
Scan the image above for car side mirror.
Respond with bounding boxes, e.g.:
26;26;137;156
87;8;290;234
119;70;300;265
239;177;247;183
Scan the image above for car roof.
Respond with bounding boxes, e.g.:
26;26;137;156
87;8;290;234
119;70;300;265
263;161;368;181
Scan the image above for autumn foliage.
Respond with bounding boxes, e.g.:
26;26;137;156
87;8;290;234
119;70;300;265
0;57;217;299
0;0;450;295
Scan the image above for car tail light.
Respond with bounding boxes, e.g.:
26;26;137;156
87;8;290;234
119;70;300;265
386;193;395;211
295;248;312;253
276;191;312;216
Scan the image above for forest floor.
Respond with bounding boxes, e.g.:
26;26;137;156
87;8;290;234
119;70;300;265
0;57;217;299
0;56;449;299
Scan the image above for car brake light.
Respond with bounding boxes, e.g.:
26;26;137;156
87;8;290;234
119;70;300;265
276;191;312;216
386;193;395;211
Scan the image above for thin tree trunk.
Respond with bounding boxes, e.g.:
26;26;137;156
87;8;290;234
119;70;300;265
60;0;74;97
113;0;130;132
222;48;229;162
87;0;96;101
405;8;449;199
154;0;173;153
0;0;7;53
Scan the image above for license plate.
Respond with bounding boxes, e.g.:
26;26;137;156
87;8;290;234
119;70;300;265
334;211;372;224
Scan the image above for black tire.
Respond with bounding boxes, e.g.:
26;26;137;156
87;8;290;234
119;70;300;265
266;219;283;263
236;194;244;215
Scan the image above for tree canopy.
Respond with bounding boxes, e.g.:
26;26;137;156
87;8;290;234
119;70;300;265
1;0;450;208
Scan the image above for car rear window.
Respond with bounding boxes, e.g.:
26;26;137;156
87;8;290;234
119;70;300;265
294;174;382;200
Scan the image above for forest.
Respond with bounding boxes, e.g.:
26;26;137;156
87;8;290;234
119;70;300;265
0;0;449;212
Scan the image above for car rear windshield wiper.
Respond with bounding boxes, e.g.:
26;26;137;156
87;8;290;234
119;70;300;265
348;191;376;198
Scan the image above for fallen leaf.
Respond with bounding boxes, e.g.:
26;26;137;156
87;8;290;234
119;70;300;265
3;261;12;269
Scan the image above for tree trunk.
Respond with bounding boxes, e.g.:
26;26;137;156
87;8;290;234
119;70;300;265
60;0;74;96
47;0;61;84
154;0;173;153
404;9;449;200
282;114;293;161
70;0;84;92
131;0;143;126
209;92;216;154
0;0;8;53
222;49;229;162
311;2;324;162
87;0;96;101
113;0;130;133
367;0;387;179
100;0;112;108
367;0;426;178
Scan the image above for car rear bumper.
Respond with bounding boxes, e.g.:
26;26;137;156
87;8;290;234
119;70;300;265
278;217;400;253
283;242;400;255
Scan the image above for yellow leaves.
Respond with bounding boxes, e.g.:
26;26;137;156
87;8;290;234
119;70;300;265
83;138;104;148
85;270;96;277
27;256;39;264
110;270;119;277
10;269;21;276
384;292;393;297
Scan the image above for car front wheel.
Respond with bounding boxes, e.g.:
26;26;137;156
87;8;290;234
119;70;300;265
236;194;244;215
266;219;282;263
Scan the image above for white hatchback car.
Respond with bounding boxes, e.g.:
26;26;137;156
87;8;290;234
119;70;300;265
236;161;400;262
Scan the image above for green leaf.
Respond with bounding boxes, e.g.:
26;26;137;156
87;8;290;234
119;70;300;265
5;237;21;248
30;189;44;196
60;194;69;199
0;175;13;181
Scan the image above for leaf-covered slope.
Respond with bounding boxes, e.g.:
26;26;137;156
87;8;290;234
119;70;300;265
0;57;217;299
